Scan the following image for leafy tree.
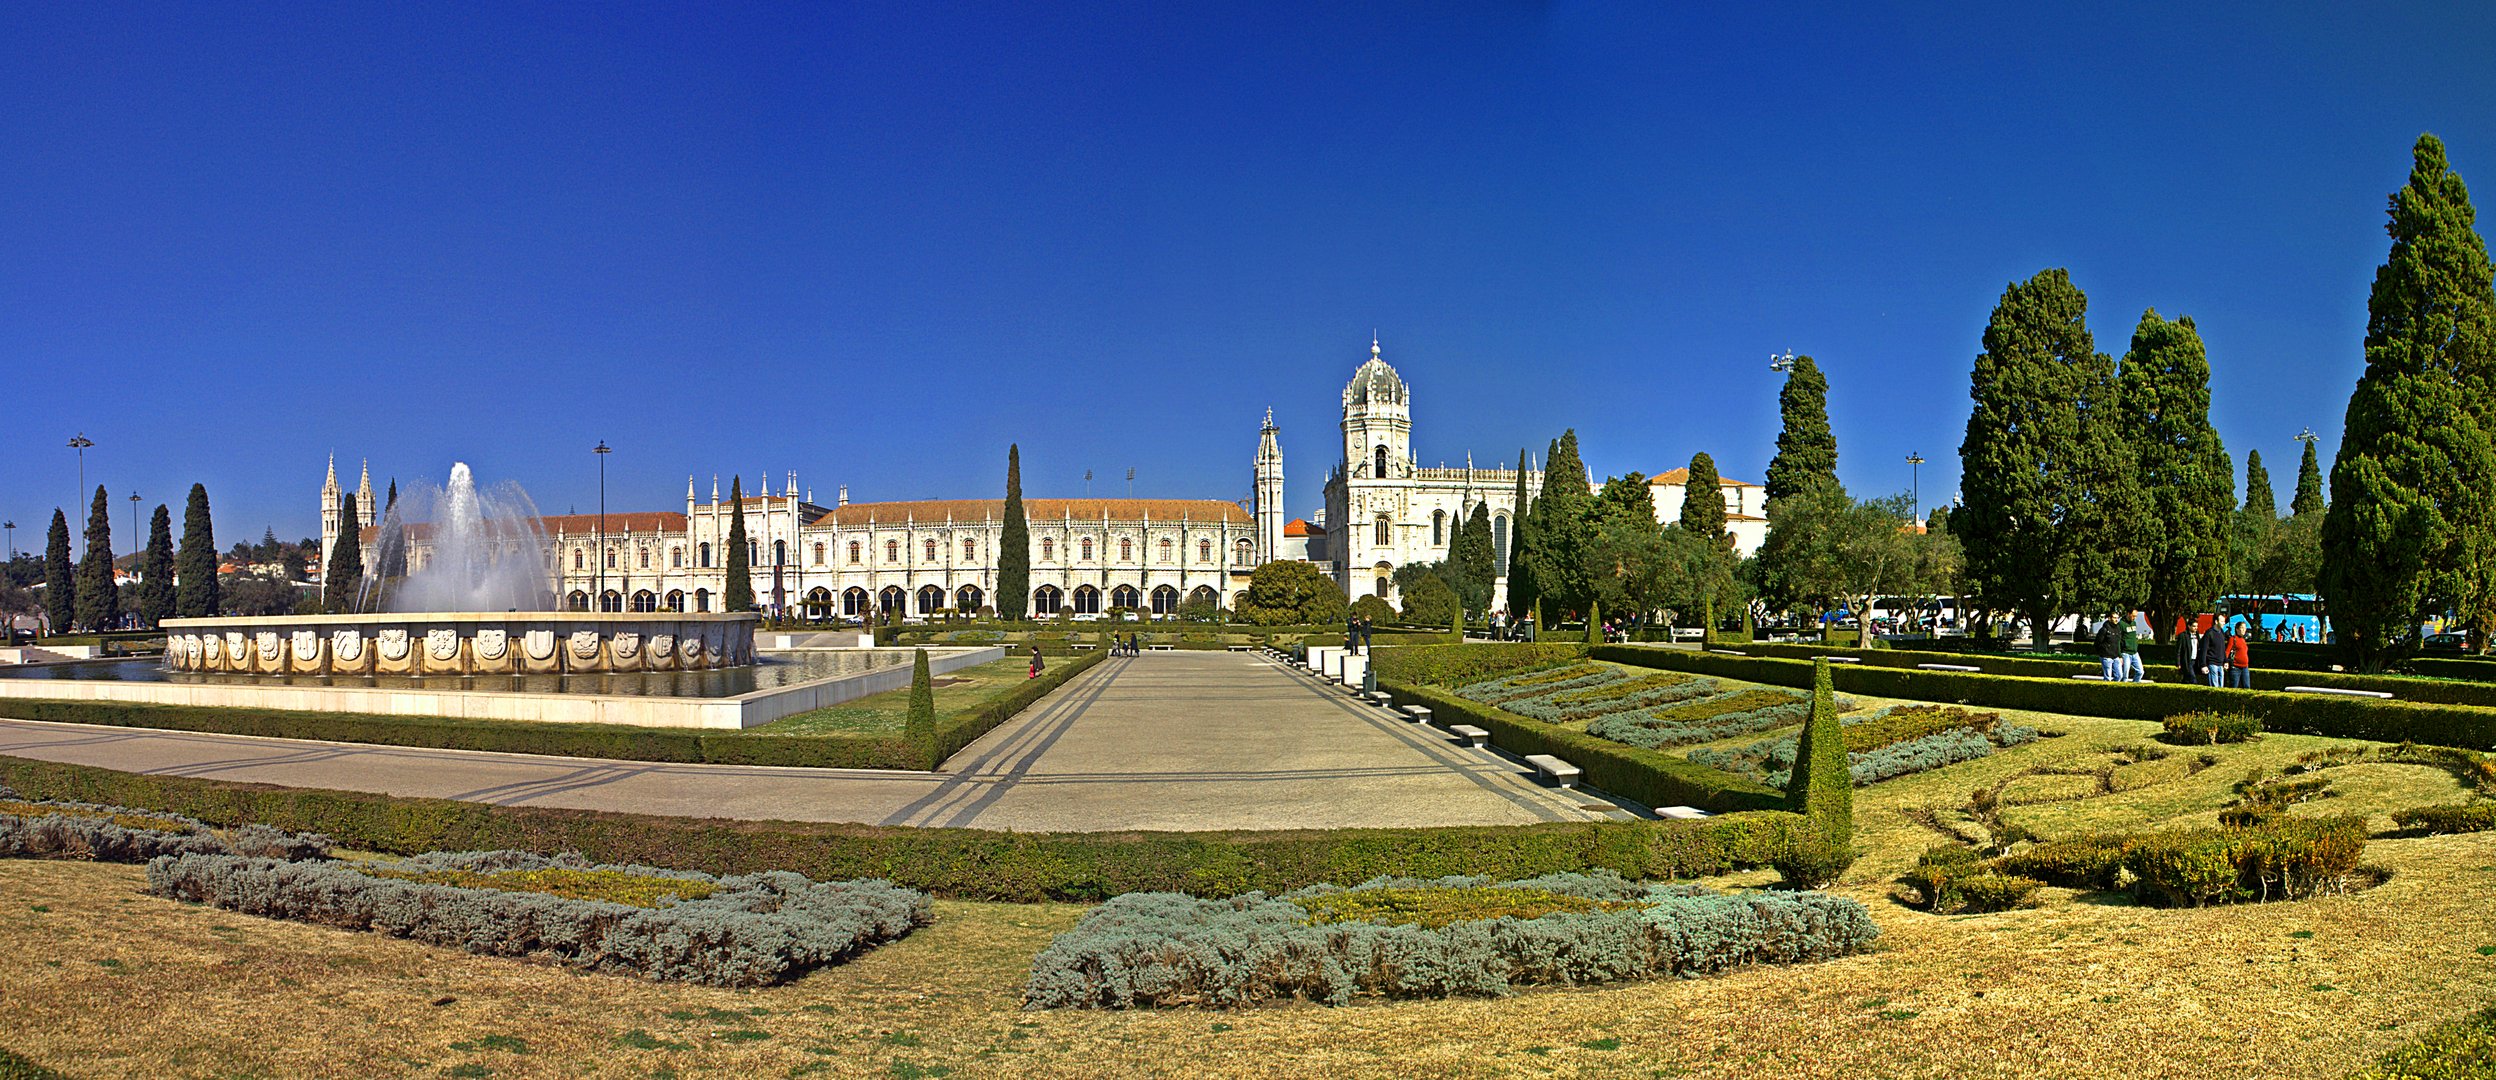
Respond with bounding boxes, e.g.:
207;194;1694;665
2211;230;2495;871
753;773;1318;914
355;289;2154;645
2257;511;2324;600
2322;134;2496;668
1592;472;1655;529
42;510;73;634
219;572;303;617
1236;560;1348;625
2292;439;2327;517
1350;594;1397;625
724;477;754;612
1764;356;1838;507
2117;311;2231;640
1958;269;2111;646
1521;431;1594;618
1398;571;1462;627
1581;514;1672;625
176;484;218;618
998;445;1030;621
2244;450;2278;521
1504;449;1535;618
323;493;363;614
1450;503;1496;618
74;487;116;632
1759;489;1921;647
139;504;175;628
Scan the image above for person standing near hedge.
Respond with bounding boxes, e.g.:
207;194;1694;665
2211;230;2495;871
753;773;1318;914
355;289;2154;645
2199;618;2230;687
2176;616;2201;683
2093;614;2123;681
2226;622;2252;689
2122;611;2146;683
1028;643;1044;679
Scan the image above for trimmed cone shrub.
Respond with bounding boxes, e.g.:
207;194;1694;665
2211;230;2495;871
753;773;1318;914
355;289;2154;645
906;647;937;761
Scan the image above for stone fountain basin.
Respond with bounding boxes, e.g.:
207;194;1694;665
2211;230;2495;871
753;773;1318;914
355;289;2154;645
160;613;759;677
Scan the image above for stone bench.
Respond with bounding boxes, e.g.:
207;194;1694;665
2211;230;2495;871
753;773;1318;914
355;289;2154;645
1402;705;1432;725
1364;691;1394;708
1523;753;1582;788
1824;655;1862;663
1226;644;1252;651
1917;663;1982;672
1071;643;1097;651
2284;685;2393;699
1655;806;1710;820
1447;724;1490;747
1147;644;1175;651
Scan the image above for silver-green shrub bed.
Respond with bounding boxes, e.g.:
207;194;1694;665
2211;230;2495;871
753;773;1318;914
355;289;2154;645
1584;688;1855;750
1022;871;1877;1009
147;849;931;987
0;789;330;863
1690;707;2041;789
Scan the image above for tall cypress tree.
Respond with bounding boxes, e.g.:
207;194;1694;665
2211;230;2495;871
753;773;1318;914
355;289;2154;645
1680;451;1733;636
74;486;117;632
378;478;407;579
2114;310;2230;638
324;493;363;614
724;477;754;612
2292;439;2327;517
2322;134;2496;668
1504;449;1535;618
1959;269;2107;645
1522;431;1594;618
2244;450;2278;520
176;484;218;618
139;504;175;628
42;509;73;634
1452;502;1496;618
1764;356;1839;507
998;445;1029;621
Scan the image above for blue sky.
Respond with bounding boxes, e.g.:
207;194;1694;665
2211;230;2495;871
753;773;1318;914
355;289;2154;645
6;3;2496;552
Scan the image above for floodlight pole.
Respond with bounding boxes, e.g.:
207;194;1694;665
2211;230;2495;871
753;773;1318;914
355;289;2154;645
594;441;611;612
1905;453;1926;521
67;434;93;557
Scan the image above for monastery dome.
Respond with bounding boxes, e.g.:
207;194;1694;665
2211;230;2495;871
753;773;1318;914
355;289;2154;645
1345;340;1407;407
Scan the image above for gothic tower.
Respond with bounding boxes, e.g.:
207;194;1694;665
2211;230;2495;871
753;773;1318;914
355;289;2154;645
356;460;376;529
1341;338;1411;480
1253;407;1284;563
319;454;342;562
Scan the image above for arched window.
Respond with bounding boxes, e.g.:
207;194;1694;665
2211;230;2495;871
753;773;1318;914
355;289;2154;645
1234;538;1251;565
1041;537;1055;561
572;548;583;570
638;546;649;569
1375;445;1389;478
1158;538;1172;563
604;549;616;569
917;585;945;614
694;588;710;612
804;587;832;618
1072;585;1100;614
1119;538;1133;561
1198;539;1212;563
566;590;588;611
813;542;825;565
601;590;623;612
879;586;906;613
1432;510;1445;546
848;541;861;564
670;546;682;569
956;585;984;611
1376;576;1389;598
1493;516;1508;572
1033;585;1062;615
885;539;899;562
1111;584;1140;610
1375;516;1391;546
1080;537;1094;560
842;587;866;616
773;540;786;566
630;590;656;613
1150;585;1179;614
963;538;976;561
699;542;711;568
664;589;684;612
924;538;937;562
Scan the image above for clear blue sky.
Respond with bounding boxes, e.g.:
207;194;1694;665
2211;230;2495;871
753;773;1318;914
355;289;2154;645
7;3;2496;553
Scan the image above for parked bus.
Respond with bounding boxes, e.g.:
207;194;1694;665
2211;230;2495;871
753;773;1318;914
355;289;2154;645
2218;593;2324;643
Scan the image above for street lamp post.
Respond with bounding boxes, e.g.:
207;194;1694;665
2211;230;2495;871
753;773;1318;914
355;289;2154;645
67;434;92;556
1905;453;1926;521
128;492;141;567
594;441;611;613
2;521;14;560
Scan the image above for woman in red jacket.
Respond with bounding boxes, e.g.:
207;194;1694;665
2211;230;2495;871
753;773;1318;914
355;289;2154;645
2225;622;2252;689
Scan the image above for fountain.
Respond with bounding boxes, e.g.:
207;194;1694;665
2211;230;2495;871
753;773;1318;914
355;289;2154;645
160;463;756;678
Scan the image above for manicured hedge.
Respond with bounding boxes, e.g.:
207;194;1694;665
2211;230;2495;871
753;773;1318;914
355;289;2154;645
0;648;1109;773
1740;641;2496;708
1591;645;2496;750
1383;682;1786;814
0;754;1809;901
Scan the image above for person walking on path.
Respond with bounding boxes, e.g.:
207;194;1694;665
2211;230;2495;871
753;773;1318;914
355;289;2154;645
2227;623;2252;689
2093;614;2123;681
1027;643;1044;679
2122;611;2146;682
2199;618;2230;687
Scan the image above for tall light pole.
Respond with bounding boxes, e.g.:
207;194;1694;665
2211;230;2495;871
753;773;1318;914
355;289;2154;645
128;492;141;569
594;441;611;612
1769;350;1795;375
1905;453;1926;521
2;521;13;560
67;434;92;556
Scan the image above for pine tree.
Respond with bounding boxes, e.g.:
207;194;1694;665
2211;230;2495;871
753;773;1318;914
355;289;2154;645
2244;450;2278;520
2322;134;2496;668
905;648;937;761
1504;449;1535;618
2115;310;2231;639
176;483;218;617
139;504;175;628
1522;431;1594;618
324;493;363;614
998;445;1030;621
74;486;117;632
1958;269;2109;645
724;477;754;612
42;509;73;634
1764;356;1839;507
2292;439;2327;517
1451;502;1496;618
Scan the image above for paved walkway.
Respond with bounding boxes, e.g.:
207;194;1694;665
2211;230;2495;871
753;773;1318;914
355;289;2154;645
0;652;1619;832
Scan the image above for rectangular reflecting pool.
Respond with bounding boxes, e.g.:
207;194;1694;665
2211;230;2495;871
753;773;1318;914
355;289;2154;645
0;651;912;700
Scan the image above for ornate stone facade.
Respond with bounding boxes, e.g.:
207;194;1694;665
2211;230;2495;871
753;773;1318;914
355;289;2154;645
162;613;756;676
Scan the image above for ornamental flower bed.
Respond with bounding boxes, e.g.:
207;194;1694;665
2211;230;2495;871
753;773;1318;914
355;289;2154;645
0;791;330;863
1022;871;1877;1009
147;849;931;987
1690;705;2041;789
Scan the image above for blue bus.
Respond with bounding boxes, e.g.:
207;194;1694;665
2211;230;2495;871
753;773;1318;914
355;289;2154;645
2218;593;2324;643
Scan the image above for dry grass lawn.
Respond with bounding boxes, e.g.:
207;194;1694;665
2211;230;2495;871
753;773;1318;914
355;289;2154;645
5;705;2495;1078
737;658;1032;737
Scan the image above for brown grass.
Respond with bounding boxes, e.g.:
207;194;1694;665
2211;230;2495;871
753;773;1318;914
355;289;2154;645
737;657;1032;737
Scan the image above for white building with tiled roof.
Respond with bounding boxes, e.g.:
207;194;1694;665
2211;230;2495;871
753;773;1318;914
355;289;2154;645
1646;467;1769;557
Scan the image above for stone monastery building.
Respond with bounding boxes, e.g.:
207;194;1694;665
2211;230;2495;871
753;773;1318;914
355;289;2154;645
326;340;1760;617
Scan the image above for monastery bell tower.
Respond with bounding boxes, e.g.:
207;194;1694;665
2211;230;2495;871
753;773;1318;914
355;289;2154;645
1253;407;1284;563
1341;338;1410;481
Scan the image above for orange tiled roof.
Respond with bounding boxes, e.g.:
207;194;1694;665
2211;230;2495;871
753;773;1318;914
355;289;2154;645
365;511;690;543
1284;518;1313;537
824;498;1250;526
1648;468;1760;487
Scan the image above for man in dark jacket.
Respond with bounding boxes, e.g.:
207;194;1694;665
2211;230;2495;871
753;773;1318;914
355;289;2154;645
2093;615;2123;681
2177;616;2202;683
2199;618;2230;687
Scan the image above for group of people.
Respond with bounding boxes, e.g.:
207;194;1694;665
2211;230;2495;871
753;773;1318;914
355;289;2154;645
2090;611;2253;688
1486;610;1536;642
1344;616;1376;653
1107;634;1145;657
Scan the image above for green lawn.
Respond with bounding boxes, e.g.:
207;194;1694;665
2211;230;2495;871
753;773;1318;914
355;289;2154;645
739;657;1037;737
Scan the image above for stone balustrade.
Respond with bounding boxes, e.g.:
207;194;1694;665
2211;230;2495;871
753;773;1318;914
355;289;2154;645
160;613;759;677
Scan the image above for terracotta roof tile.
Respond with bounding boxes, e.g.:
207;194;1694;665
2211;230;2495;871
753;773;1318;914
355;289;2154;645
825;498;1249;526
365;511;689;543
1648;468;1760;487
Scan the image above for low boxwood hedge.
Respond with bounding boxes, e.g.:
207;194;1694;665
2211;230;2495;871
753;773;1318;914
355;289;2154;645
1382;682;1786;814
1739;641;2496;708
1591;645;2496;750
0;754;1811;901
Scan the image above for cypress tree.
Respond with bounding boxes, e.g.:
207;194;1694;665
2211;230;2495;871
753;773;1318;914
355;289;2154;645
2322;134;2496;668
2115;310;2230;639
1504;449;1535;618
1787;658;1853;838
2244;450;2278;520
906;647;937;762
1451;502;1496;618
1764;356;1839;507
42;509;73;635
998;445;1030;621
2292;439;2327;517
139;504;175;628
377;478;407;579
323;493;363;614
176;483;218;618
1450;608;1465;643
74;486;117;632
1959;269;2107;646
724;477;754;612
1583;599;1603;645
1680;452;1732;637
1522;431;1594;618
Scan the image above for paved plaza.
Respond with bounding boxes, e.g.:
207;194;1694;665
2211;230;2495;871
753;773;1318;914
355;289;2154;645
0;652;1622;831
